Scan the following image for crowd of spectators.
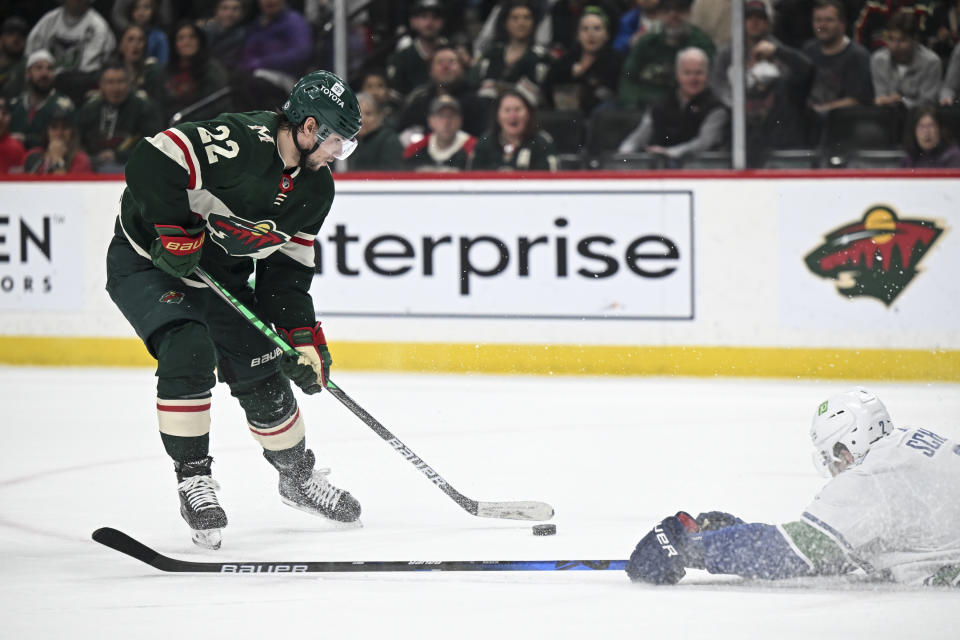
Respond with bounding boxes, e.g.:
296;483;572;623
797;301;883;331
1;0;959;175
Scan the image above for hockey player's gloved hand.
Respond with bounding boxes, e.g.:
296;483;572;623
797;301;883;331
149;223;205;278
277;323;331;395
695;511;745;532
626;511;703;585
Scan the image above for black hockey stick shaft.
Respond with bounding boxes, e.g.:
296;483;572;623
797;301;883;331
93;527;626;573
193;268;553;521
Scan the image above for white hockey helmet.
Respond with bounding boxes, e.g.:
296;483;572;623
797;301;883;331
810;387;893;477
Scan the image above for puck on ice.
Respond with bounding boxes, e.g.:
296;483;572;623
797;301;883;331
532;524;557;536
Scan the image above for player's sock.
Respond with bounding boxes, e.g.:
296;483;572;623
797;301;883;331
174;456;227;550
263;443;361;523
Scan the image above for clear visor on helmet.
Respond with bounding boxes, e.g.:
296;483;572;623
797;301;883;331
315;123;358;160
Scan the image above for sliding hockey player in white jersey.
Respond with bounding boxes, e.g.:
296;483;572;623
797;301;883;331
626;387;960;587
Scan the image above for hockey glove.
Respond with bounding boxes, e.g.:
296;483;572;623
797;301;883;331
626;511;703;585
277;323;332;395
150;223;205;278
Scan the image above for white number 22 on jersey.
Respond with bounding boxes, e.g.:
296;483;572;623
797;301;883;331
197;125;239;164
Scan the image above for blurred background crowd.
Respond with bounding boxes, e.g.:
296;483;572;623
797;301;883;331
1;0;959;175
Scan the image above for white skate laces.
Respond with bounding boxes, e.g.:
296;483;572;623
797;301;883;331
300;467;342;511
178;475;223;512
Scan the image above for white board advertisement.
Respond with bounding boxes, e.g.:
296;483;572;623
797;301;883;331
314;189;695;320
0;183;85;311
777;183;957;332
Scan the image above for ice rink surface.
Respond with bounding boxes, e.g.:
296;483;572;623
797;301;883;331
2;367;958;639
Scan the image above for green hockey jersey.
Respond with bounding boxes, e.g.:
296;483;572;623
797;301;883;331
118;110;334;329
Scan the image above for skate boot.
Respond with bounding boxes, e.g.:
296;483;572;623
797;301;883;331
174;456;228;550
266;447;361;524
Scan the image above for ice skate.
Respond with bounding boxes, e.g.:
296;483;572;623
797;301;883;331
274;449;362;526
175;456;228;550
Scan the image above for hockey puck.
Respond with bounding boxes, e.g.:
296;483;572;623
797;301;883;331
532;524;557;536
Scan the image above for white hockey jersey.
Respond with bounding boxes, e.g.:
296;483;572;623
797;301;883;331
802;427;960;584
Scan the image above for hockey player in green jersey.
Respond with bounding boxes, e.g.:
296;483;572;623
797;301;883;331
105;70;362;550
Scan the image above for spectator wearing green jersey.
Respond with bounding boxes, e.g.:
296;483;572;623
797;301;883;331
471;88;558;171
618;0;716;110
76;60;164;172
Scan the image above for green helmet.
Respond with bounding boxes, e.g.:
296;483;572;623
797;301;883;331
282;70;362;140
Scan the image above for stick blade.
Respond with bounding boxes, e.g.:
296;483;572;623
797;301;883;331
92;527;162;567
475;501;555;521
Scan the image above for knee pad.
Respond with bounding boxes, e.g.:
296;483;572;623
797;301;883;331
231;372;305;451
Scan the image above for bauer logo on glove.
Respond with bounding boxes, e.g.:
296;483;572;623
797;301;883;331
277;323;332;395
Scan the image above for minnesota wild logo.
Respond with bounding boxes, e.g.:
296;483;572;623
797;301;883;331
804;205;943;306
158;291;184;304
207;212;291;257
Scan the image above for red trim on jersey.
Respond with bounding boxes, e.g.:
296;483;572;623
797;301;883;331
290;236;314;246
162;130;197;189
463;135;478;153
157;402;212;412
403;137;430;159
250;409;300;437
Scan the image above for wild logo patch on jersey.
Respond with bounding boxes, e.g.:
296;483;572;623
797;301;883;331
804;205;943;306
207;211;291;257
159;290;185;304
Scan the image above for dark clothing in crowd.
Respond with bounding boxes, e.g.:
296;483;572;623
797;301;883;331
351;125;405;171
76;91;164;165
403;131;477;171
399;80;492;137
901;141;960;168
803;38;874;107
470;130;558;171
545;45;622;115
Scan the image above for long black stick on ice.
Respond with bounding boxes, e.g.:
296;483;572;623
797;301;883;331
193;268;554;521
93;527;624;573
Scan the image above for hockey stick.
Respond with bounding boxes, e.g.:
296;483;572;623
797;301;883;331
193;268;554;521
93;527;625;573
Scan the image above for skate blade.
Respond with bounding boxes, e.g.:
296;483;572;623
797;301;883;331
280;498;363;529
190;528;223;550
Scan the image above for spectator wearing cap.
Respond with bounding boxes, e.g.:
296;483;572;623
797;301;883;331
0;17;29;96
619;47;727;165
399;44;492;140
614;0;663;55
9;50;76;150
237;0;313;89
350;92;405;171
388;0;450;97
472;1;552;104
0;96;26;173
871;11;942;109
471;88;558;170
23;106;91;174
803;0;874;120
711;1;813;164
25;0;117;104
618;0;716;110
403;94;477;171
545;6;623;115
76;60;164;172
